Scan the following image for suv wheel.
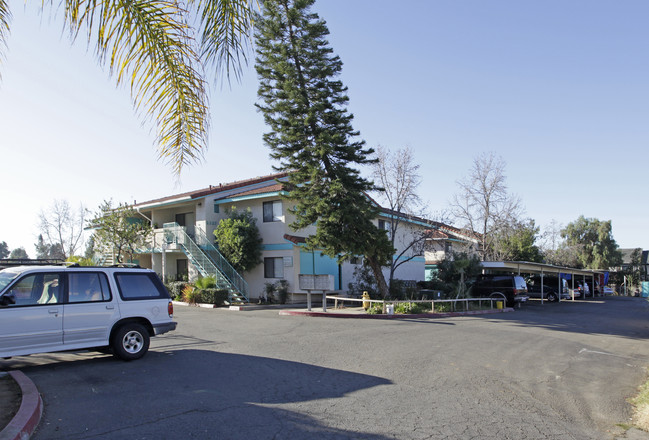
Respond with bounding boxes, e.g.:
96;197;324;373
547;292;558;302
112;324;150;361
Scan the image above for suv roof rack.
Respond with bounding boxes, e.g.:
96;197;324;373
109;263;142;268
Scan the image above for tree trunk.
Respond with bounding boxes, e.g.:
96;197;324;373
366;255;389;299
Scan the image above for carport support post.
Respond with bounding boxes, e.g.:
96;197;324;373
322;291;327;312
540;271;545;304
307;290;312;311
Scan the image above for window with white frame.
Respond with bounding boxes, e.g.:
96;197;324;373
378;219;391;238
263;201;282;222
264;257;284;278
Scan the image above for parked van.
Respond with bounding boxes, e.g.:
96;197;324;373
470;274;529;307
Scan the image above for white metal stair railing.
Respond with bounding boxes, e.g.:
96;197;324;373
163;223;249;303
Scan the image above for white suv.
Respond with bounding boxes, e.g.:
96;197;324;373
0;264;177;361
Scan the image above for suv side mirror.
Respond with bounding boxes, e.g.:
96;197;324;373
0;293;16;306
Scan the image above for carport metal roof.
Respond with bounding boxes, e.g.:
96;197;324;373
480;261;605;277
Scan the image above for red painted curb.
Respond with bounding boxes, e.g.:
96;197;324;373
0;371;43;440
278;308;515;318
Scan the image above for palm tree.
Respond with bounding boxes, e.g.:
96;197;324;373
0;0;255;175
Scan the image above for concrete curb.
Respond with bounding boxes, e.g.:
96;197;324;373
0;371;43;440
279;308;515;319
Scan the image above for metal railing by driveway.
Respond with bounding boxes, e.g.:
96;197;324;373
324;295;509;313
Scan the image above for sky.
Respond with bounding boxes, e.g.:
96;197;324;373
1;0;648;257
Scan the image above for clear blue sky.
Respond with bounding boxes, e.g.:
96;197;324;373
1;0;647;257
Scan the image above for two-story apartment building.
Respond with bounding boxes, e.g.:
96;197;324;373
118;173;476;302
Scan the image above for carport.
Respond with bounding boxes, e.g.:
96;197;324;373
480;261;606;303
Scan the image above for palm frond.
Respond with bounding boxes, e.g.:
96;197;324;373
0;0;11;78
195;0;255;83
63;0;209;175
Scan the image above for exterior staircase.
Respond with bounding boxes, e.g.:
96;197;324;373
163;223;249;304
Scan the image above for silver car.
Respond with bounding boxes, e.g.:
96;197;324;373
0;265;177;361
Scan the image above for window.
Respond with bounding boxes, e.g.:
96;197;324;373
214;203;220;214
4;273;61;306
68;272;111;303
115;273;167;300
445;242;453;254
264;257;284;278
378;219;391;238
263;201;282;222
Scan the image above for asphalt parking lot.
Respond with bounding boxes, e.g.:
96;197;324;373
2;296;649;439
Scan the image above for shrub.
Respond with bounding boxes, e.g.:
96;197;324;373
262;282;276;303
366;303;383;314
275;280;289;304
194;276;217;290
394;302;430;314
199;289;228;306
166;281;191;301
348;263;378;298
434;302;454;313
182;285;200;305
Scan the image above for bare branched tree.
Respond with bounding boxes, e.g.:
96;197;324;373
450;152;523;261
38;200;87;260
371;146;428;287
539;219;563;252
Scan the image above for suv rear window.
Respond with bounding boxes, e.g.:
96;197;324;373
514;276;527;291
115;273;168;300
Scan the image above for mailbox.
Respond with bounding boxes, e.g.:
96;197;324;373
299;274;334;291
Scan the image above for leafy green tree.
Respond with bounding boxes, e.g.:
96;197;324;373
255;0;393;297
66;256;94;266
0;241;8;259
624;248;643;288
433;252;483;295
90;200;152;263
213;208;262;272
492;219;542;262
561;216;622;269
0;0;256;175
9;247;29;259
543;245;582;268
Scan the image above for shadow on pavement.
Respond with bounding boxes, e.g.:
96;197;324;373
2;345;393;439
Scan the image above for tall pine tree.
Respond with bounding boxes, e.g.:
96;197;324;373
255;0;393;297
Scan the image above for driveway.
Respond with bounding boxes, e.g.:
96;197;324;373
1;296;648;439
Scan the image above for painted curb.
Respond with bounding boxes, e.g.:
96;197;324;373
278;308;515;319
0;371;43;440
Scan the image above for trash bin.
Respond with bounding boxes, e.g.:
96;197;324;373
386;304;394;315
496;301;503;310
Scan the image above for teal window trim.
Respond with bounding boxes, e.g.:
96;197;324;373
262;243;294;251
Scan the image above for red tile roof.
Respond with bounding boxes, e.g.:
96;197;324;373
133;172;289;207
283;234;307;245
215;183;286;200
